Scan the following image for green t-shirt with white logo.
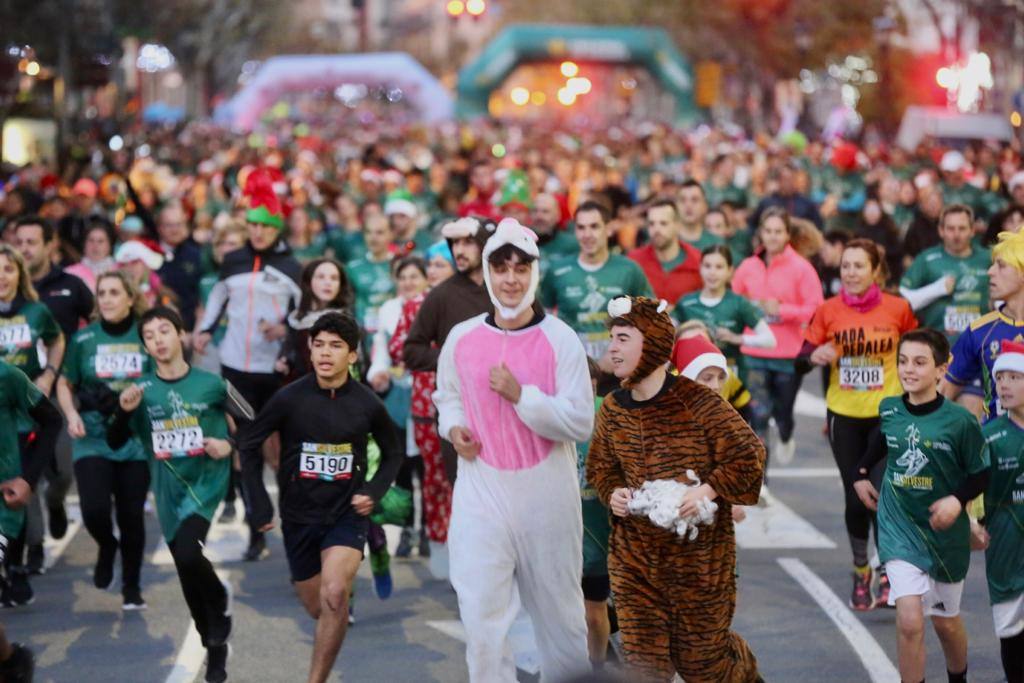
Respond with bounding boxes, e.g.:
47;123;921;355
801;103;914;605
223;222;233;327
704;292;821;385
900;245;990;342
0;360;44;539
877;396;989;582
127;367;232;542
541;254;653;359
347;255;395;333
0;301;61;380
63;320;150;462
674;290;763;370
982;414;1024;604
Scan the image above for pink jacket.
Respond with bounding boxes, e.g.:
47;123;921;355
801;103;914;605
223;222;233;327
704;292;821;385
732;245;823;359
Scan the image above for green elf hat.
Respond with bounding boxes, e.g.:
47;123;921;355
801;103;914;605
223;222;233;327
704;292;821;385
384;188;417;218
243;167;285;230
497;168;532;212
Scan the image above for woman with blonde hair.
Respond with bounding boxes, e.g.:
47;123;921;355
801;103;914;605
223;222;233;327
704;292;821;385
0;244;64;605
56;270;152;609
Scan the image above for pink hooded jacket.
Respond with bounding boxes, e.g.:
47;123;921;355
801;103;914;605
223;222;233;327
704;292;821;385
732;244;823;359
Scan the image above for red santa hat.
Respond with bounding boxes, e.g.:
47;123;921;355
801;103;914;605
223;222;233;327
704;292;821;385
993;339;1024;376
671;336;729;381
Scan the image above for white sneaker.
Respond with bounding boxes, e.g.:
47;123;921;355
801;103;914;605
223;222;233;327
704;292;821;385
776;436;796;465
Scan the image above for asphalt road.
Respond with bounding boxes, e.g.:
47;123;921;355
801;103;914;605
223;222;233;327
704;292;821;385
4;387;1009;683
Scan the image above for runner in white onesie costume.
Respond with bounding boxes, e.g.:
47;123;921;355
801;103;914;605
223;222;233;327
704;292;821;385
434;218;593;682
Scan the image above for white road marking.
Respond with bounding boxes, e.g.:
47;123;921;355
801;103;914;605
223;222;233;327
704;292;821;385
778;558;899;683
42;502;82;570
795;390;828;418
164;570;231;683
736;488;836;549
766;467;840;478
427;609;542;675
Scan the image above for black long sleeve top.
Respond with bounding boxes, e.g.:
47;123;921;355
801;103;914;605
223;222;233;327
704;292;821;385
236;373;403;528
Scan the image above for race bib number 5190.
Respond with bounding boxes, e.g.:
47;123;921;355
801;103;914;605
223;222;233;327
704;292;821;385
299;442;354;481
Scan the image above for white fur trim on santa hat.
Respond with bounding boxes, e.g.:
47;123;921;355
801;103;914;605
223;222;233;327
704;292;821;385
384;198;417;217
482;218;540;320
115;241;164;271
680;352;729;381
441;217;482;240
993;350;1024;376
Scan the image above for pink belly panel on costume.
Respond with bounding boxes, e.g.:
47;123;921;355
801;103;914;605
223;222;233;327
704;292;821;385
455;323;556;470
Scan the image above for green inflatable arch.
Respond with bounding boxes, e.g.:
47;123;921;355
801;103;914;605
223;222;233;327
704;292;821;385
457;23;698;123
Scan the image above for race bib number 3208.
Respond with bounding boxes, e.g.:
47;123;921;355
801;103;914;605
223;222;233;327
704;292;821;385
299;442;354;481
839;357;884;392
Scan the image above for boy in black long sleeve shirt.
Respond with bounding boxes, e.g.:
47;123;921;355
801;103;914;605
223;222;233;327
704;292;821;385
237;311;401;683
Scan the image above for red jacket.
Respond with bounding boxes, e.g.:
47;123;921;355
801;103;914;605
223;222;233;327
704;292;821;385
627;242;703;306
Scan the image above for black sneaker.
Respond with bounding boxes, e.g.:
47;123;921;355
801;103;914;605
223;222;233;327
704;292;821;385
242;533;268;562
4;571;34;607
395;527;413;558
874;571;894;609
850;567;874;612
418;531;431;558
0;642;35;682
218;501;237;524
26;544;45;575
94;542;118;589
205;643;230;683
122;585;147;611
48;502;68;540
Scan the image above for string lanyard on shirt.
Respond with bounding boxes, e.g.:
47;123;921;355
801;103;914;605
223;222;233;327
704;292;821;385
163;458;206;509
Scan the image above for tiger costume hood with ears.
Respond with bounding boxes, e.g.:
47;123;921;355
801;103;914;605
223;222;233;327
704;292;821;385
606;296;675;389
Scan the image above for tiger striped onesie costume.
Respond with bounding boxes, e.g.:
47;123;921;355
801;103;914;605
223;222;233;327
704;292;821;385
587;296;765;682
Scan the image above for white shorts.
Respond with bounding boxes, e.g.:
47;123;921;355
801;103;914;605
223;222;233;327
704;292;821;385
885;559;964;618
993;592;1024;638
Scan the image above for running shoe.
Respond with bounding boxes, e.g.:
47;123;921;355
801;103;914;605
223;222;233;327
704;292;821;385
850;567;874;611
418;530;431;558
874;571;894;609
242;532;268;562
205;643;230;683
122;585;147;611
48;502;68;540
395;527;413;558
370;548;393;600
218;501;237;524
0;642;35;682
26;544;45;575
3;571;34;608
776;437;796;465
94;541;118;589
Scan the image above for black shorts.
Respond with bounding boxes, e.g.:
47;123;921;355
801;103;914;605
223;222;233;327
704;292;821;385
220;367;281;413
282;509;368;582
581;574;611;602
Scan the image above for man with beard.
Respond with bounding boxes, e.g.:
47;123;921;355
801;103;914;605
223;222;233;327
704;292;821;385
531;193;578;272
628;199;703;307
403;216;495;483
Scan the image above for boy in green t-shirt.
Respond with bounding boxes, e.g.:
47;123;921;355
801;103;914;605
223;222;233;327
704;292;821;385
979;339;1024;683
854;328;989;683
